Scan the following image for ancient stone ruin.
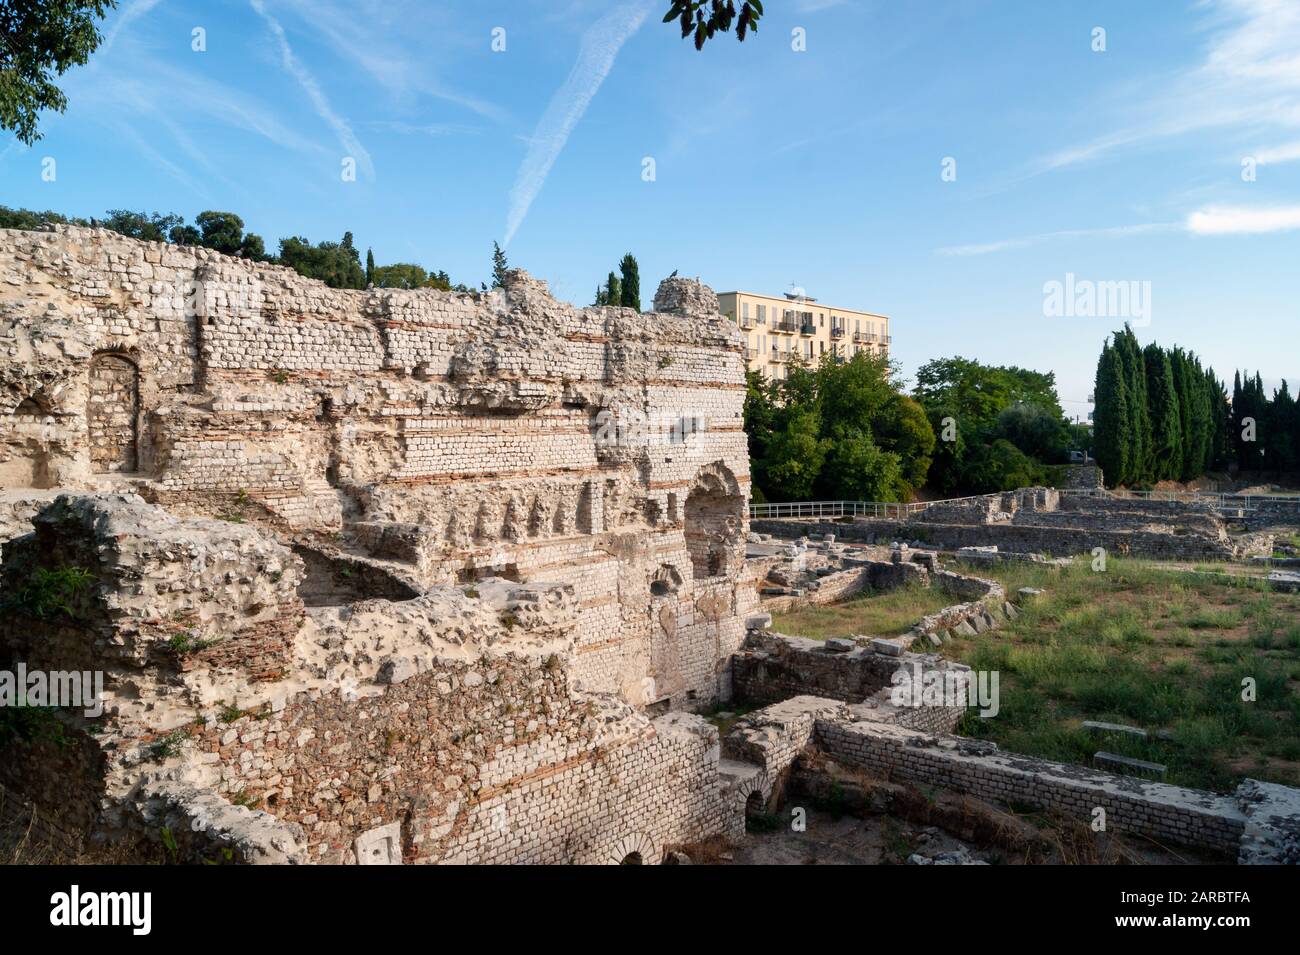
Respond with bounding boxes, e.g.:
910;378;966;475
0;225;757;863
2;226;1297;866
752;486;1280;562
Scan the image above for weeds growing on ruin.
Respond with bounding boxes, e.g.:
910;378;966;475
0;704;71;750
2;565;95;620
149;730;189;761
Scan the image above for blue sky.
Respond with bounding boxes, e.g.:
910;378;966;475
3;0;1299;414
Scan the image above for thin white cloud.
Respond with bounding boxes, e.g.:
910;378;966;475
276;0;507;123
503;0;653;245
1186;204;1300;235
937;223;1178;257
105;119;214;201
100;0;167;55
1254;140;1300;164
371;121;481;137
249;0;374;179
69;64;332;158
1032;0;1300;174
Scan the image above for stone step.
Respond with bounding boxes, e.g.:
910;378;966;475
1094;751;1167;778
1082;720;1148;740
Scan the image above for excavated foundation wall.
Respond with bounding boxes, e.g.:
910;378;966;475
752;518;1257;560
753;486;1279;560
816;718;1247;855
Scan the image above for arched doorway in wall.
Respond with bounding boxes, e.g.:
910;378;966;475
683;462;744;580
2;395;56;488
88;353;140;473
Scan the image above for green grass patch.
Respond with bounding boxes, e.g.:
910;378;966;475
938;557;1300;792
771;584;957;640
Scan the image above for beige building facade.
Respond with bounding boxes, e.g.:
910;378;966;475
716;290;890;379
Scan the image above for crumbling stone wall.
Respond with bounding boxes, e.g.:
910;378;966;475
817;717;1248;855
0;225;765;863
0;225;756;712
0;494;745;863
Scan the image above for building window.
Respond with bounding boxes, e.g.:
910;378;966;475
742;302;750;319
757;304;766;324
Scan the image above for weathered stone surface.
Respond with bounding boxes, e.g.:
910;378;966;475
1082;720;1148;740
1093;752;1167;778
0;227;759;864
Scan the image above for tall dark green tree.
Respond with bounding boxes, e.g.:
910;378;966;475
618;253;640;311
365;248;375;286
1092;342;1131;488
1143;343;1182;481
491;241;508;289
1109;326;1149;483
600;271;621;307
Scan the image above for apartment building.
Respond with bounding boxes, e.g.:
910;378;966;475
716;290;891;379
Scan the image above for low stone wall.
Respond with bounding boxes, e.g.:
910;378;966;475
1013;508;1225;535
752;518;1249;560
734;631;907;705
1236;498;1300;530
759;558;924;613
723;696;850;784
817;718;1246;855
731;631;969;737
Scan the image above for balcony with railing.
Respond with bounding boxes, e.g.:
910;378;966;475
773;319;799;333
799;323;817;335
830;326;845;339
739;316;753;329
770;350;792;363
852;331;870;344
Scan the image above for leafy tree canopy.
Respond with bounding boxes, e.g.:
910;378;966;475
0;0;117;145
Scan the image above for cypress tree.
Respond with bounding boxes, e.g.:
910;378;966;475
1144;343;1182;480
365;248;375;286
492;241;508;289
605;271;621;308
1232;370;1244;468
1093;341;1131;488
1115;326;1150;483
618;253;641;311
1205;367;1230;473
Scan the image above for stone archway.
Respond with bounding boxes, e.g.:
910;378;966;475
683;461;744;580
607;831;659;865
88;353;139;473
